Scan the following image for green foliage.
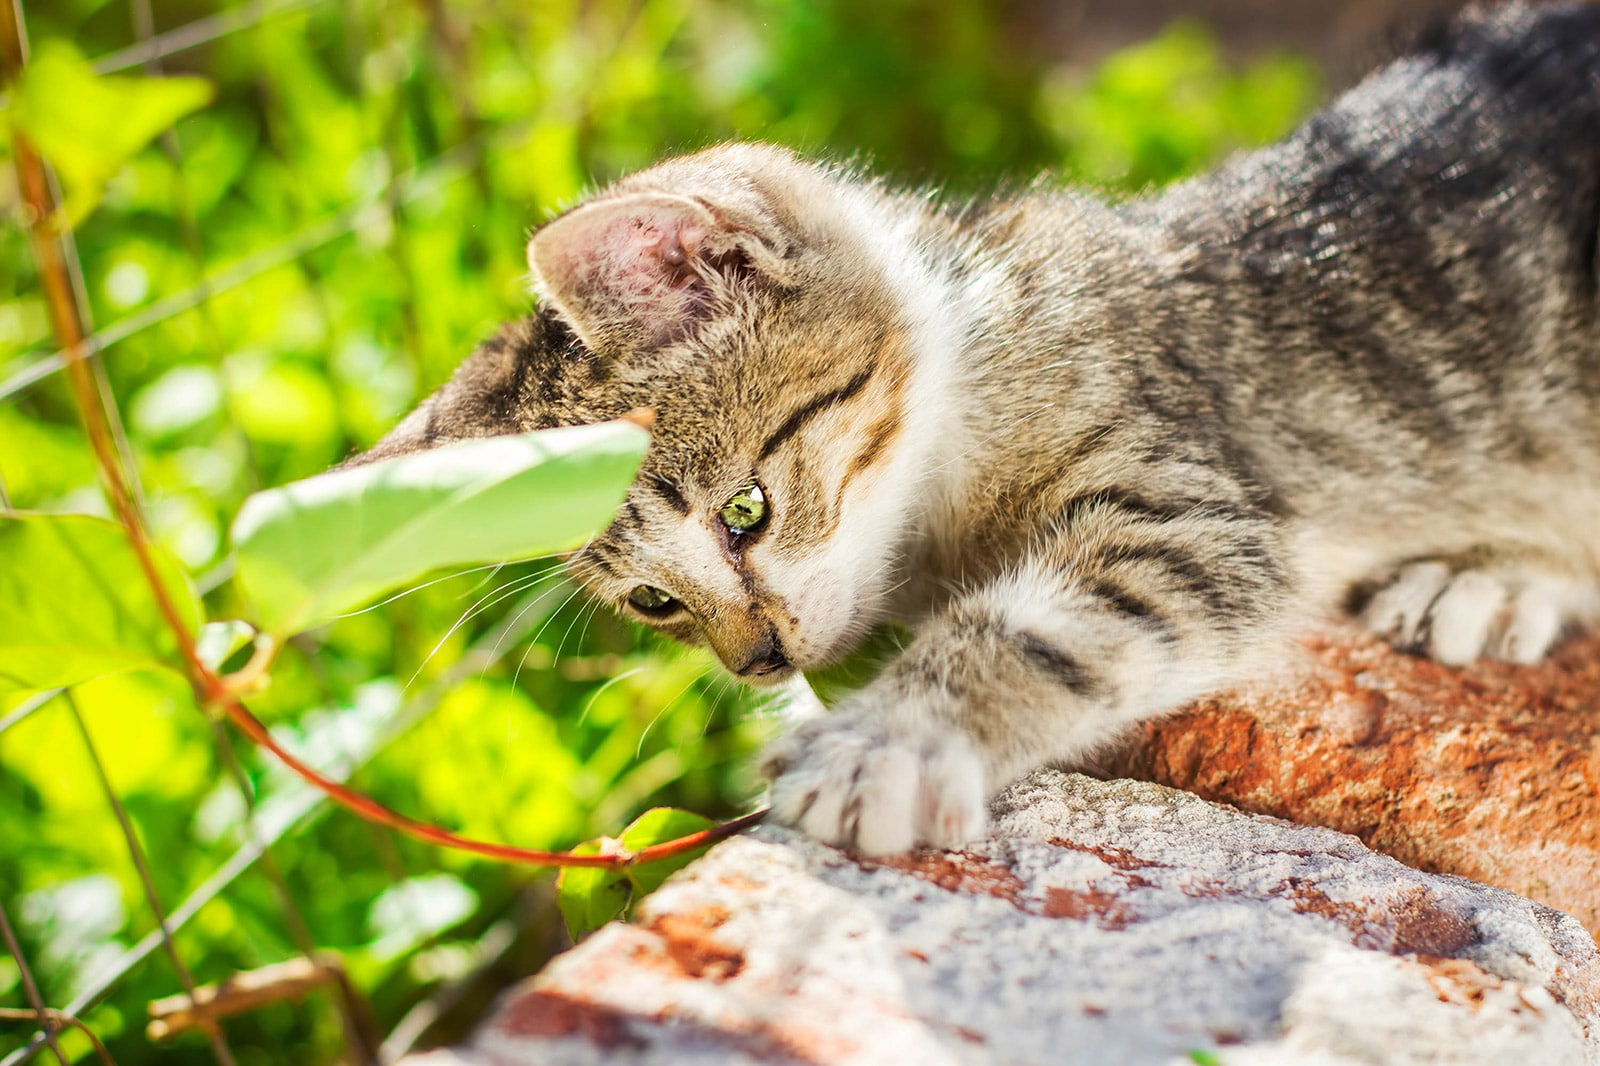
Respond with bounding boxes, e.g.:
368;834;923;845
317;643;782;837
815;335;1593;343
7;41;214;225
1;1;1321;1063
0;512;202;693
232;422;647;636
1042;21;1320;190
556;808;716;939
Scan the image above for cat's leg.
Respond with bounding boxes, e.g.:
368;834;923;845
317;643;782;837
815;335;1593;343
763;496;1291;854
1358;557;1597;664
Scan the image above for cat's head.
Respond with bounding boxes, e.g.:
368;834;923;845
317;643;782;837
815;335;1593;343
362;144;951;683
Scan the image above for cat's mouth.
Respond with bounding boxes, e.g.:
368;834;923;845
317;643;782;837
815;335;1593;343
737;664;795;687
731;632;794;685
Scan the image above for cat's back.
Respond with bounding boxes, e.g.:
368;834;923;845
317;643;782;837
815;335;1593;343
1132;0;1600;411
1342;2;1600;141
1056;3;1600;548
1159;3;1599;251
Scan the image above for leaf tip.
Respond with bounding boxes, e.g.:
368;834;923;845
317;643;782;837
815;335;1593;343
618;407;657;432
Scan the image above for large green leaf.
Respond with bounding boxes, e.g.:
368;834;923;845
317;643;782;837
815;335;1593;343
0;513;204;695
230;421;649;638
7;41;214;226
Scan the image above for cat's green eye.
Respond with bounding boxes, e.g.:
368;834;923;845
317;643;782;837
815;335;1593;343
720;480;768;534
627;585;677;614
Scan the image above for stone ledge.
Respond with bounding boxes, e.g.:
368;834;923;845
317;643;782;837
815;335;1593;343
404;771;1600;1066
1108;627;1600;934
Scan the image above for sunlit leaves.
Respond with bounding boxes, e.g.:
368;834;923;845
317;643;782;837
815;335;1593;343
226;357;341;449
0;513;203;695
130;365;225;439
617;808;718;896
388;679;586;850
556;807;716;939
230;420;648;637
1038;21;1321;190
6;41;214;225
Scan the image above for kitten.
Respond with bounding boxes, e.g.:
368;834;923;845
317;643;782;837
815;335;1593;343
364;3;1600;855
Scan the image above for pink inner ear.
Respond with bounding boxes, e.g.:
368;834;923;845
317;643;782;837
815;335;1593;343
529;194;723;349
620;211;707;291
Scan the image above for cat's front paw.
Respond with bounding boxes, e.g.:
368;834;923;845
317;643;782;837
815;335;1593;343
1359;561;1569;665
760;710;986;856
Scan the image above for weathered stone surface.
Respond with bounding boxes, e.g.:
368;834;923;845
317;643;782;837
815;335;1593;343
1108;626;1600;934
403;771;1600;1066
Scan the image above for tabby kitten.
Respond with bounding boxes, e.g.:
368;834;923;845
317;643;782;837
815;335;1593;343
366;3;1600;855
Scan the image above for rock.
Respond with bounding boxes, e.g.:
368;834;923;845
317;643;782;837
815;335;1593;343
404;771;1600;1066
1107;626;1600;935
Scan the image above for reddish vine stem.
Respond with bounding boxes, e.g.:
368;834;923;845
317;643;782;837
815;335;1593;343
10;129;202;669
218;693;768;867
11;70;765;873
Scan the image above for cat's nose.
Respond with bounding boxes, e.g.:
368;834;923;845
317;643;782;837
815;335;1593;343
736;632;790;678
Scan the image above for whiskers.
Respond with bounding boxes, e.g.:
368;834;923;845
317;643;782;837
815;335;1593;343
574;663;649;727
513;589;607;690
402;559;572;692
327;560;515;620
635;656;718;758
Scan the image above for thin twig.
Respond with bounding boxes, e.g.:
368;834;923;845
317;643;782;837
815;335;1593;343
0;1008;117;1066
65;693;240;1066
92;0;328;75
146;953;351;1042
0;900;69;1066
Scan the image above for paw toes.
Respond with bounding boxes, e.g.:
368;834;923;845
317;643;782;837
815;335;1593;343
1362;561;1450;647
1361;561;1584;666
785;728;874;846
763;714;986;854
767;773;820;831
1491;583;1565;664
1425;571;1504;665
850;747;919;856
916;737;987;849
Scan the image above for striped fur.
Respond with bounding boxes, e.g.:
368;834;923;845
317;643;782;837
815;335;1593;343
363;3;1600;854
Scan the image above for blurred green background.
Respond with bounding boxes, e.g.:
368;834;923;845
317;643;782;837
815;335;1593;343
0;1;1319;1062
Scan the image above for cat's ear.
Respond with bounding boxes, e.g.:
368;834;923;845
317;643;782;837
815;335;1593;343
528;193;775;354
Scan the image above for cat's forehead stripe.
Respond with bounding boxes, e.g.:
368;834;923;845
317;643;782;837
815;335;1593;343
649;476;692;515
579;539;623;578
756;366;876;461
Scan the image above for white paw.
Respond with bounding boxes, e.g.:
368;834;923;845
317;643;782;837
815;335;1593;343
760;711;987;856
1361;562;1572;665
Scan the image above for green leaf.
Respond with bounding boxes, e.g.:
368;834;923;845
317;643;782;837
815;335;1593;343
556;841;630;941
8;40;214;226
554;809;717;940
230;420;648;638
0;513;203;695
619;807;716;896
1188;1051;1224;1066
